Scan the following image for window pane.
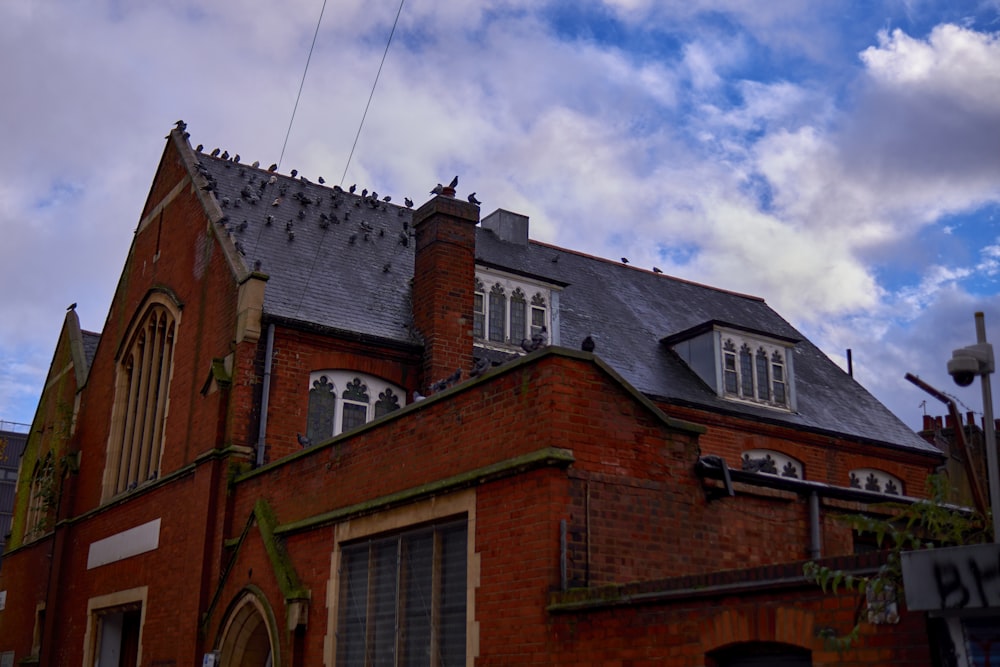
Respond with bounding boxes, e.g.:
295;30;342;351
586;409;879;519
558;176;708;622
530;306;545;337
473;293;484;339
488;285;506;343
739;346;754;398
755;348;770;401
374;388;401;418
307;376;336;443
342;403;368;432
338;545;370;666
509;290;526;344
401;532;434;667
372;541;398;667
439;525;468;667
724;353;738;394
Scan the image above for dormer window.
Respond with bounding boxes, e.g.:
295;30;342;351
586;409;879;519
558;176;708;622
723;340;789;407
665;322;797;412
473;269;557;350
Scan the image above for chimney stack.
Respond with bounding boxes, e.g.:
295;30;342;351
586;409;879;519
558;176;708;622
412;194;479;388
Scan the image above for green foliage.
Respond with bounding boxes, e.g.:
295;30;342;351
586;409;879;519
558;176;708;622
803;474;990;650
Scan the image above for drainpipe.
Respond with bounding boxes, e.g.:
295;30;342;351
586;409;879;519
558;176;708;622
256;323;275;466
808;491;822;559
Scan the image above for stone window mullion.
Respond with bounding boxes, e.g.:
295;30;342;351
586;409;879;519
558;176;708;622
116;353;140;494
135;314;164;484
145;320;173;481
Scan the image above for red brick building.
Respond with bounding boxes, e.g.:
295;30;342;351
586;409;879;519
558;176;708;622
0;126;954;665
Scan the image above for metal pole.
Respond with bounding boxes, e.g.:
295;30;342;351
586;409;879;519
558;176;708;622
974;312;1000;542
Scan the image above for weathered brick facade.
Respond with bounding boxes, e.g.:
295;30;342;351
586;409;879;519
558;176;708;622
0;128;949;666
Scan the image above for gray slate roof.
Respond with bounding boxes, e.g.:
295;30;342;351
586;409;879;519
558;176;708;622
192;151;937;456
196;156;419;346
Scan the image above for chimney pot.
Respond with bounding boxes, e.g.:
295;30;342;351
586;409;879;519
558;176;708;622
922;414;935;431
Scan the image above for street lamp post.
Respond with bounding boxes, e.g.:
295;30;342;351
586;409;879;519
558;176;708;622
948;312;999;541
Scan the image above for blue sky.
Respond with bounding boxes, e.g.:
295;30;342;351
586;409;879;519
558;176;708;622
1;0;999;433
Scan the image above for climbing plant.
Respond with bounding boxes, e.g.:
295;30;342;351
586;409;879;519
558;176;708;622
803;474;990;650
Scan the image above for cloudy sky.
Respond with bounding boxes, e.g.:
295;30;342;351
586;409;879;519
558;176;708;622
2;0;999;433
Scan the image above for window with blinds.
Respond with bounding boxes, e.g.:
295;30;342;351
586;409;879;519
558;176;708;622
337;520;467;667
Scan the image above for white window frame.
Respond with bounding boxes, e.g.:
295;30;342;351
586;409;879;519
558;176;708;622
717;329;795;411
473;269;556;351
306;371;406;443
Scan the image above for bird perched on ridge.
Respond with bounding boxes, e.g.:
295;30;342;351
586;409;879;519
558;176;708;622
297;433;312;448
521;326;548;353
470;356;490;378
195;144;203;152
251;160;260;168
268;163;278;172
581;335;596;353
210;148;221;157
468;192;481;205
404;197;413;208
430;183;444;195
175;119;187;132
621;257;629;264
221;151;229;160
318;176;325;184
349;184;357;193
449;175;459;188
67;302;77;311
290;169;298;178
652;267;663;274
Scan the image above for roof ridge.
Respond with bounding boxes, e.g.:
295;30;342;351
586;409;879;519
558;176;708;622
527;239;766;303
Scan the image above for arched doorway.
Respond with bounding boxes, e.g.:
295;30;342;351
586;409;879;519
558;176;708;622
217;590;278;667
708;641;811;667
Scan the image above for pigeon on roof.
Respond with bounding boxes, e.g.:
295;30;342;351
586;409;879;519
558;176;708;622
195;144;203;152
653;267;663;274
297;433;312;448
175;120;187;132
268;163;278;172
67;302;77;311
404;197;413;208
468;192;481;205
251;161;260;168
449;175;459;188
290;169;298;178
621;257;629;264
470;356;490;378
318;176;325;184
221;151;229;160
349;184;357;193
430;184;445;195
210;148;221;157
581;335;595;352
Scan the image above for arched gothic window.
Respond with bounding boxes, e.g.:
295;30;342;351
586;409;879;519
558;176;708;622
306;371;405;444
105;297;177;499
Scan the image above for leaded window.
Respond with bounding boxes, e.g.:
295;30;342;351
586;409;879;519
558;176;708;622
337;520;467;667
472;279;485;339
307;376;337;443
723;340;738;394
530;293;547;337
755;348;770;401
509;289;526;344
739;344;754;398
488;284;506;343
341;378;370;433
718;334;791;409
771;350;787;405
472;273;553;350
306;372;405;445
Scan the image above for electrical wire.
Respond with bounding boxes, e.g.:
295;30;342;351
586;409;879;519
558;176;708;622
339;0;406;186
278;0;330;169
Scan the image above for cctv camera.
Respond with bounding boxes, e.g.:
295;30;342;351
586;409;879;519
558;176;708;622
947;343;995;387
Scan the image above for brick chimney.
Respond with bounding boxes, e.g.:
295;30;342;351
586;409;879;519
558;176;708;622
412;193;479;388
